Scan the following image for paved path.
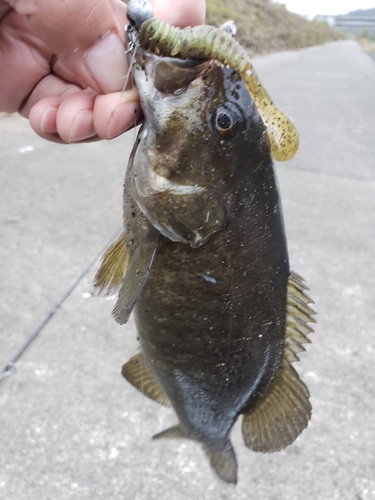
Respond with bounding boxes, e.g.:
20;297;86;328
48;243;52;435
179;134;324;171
0;40;374;499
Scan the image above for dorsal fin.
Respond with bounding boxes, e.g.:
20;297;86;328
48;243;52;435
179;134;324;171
285;270;316;363
242;361;311;452
242;271;315;452
91;233;128;296
122;353;171;407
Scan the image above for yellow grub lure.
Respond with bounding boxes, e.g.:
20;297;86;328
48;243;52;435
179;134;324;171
126;0;300;162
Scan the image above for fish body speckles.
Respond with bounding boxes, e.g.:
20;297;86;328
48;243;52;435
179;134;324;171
93;8;315;484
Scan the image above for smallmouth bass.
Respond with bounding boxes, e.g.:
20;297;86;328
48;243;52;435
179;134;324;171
93;1;315;484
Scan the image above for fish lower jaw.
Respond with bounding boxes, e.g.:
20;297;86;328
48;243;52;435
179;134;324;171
136;166;205;197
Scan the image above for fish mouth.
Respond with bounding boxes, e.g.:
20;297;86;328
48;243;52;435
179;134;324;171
137;162;205;196
127;32;210;197
136;48;210;94
126;23;210;95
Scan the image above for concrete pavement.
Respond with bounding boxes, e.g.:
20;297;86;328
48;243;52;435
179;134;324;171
0;40;374;499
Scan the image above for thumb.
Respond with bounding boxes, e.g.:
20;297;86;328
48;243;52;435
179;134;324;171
9;0;129;93
151;0;206;27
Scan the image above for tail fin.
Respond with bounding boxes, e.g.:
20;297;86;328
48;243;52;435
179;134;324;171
203;441;238;484
153;425;237;484
152;425;185;440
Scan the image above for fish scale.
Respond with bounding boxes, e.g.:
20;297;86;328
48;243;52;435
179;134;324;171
93;0;316;484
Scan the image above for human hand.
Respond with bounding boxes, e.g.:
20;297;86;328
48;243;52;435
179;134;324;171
0;0;205;143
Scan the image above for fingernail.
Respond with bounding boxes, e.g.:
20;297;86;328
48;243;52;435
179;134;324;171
107;90;141;139
69;110;96;142
41;106;57;133
85;33;128;93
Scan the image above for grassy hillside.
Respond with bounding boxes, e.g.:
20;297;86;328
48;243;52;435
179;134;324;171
206;0;346;55
357;36;375;56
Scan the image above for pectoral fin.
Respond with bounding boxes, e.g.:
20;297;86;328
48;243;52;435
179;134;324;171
91;233;128;296
113;231;159;324
122;353;171;407
242;271;315;452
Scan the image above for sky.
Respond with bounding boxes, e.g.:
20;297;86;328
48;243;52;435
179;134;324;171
279;0;375;17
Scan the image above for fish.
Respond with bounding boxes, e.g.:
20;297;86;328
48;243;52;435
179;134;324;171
93;7;315;484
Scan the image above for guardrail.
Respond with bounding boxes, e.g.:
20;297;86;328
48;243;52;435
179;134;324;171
334;16;375;36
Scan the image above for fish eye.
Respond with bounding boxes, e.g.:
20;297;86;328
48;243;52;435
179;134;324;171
217;112;232;130
211;103;244;138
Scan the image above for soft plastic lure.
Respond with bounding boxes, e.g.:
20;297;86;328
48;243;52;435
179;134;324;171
127;0;300;162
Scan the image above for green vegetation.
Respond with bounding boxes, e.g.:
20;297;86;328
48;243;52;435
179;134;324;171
352;10;375;55
206;0;346;55
357;34;375;55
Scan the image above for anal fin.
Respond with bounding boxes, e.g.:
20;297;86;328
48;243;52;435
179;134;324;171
91;233;128;296
122;353;171;407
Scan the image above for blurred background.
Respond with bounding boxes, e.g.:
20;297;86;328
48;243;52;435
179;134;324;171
206;0;375;56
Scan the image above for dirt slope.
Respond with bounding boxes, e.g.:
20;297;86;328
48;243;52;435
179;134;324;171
206;0;346;55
